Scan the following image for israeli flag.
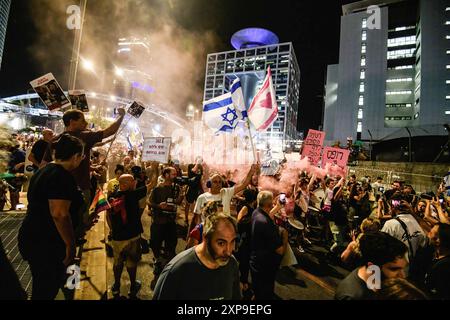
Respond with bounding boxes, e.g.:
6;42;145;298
231;78;248;121
203;92;239;134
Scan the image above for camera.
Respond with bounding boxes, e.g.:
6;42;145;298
174;176;190;186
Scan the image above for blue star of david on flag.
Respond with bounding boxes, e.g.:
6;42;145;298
221;107;238;127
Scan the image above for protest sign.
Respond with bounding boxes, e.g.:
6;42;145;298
128;101;146;119
142;137;171;163
30;73;71;111
69;90;89;112
301;129;326;165
322;146;350;170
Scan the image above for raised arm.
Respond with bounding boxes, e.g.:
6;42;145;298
101;108;126;139
234;164;259;195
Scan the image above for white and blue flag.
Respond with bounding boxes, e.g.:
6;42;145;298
203;92;240;134
230;78;248;121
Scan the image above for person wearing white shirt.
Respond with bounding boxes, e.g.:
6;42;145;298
193;164;259;226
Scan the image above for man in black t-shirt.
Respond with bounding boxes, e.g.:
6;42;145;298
28;129;54;171
153;213;241;300
107;174;155;299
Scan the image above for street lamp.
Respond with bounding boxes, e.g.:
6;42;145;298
82;58;95;73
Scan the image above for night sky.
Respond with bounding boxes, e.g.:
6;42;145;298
0;0;356;133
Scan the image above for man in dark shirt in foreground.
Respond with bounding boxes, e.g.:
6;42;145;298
335;232;408;300
153;212;241;300
108;173;156;299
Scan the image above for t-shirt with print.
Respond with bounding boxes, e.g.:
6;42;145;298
381;214;427;259
194;187;235;220
153;247;241;300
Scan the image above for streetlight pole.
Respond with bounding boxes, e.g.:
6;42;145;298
405;127;412;163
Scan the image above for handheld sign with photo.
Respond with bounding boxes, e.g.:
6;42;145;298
69;90;89;112
301;129;326;166
142;137;171;163
322;146;350;170
128;101;146;119
30;73;71;111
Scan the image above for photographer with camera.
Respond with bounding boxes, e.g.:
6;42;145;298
148;167;184;289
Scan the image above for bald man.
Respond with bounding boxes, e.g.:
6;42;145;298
28;129;54;171
107;164;158;299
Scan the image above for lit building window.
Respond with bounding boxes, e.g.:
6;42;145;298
447;36;450;40
361;44;366;54
359;95;364;106
357;122;363;133
361;57;366;66
387;36;416;47
386;78;413;83
358;109;363;119
362;31;367;41
446;111;450;115
387;48;415;60
447;7;450;11
446;96;450;100
360;70;366;79
391;65;414;70
386;90;413;95
360;82;365;93
447;65;450;69
362;19;367;29
446;80;450;84
447;50;450;54
446;21;450;25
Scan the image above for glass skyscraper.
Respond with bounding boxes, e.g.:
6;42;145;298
0;0;11;70
204;35;300;146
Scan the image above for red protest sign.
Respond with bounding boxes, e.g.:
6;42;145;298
322;146;350;169
304;129;326;147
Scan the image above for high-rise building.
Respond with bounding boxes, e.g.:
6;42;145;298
0;0;11;70
204;28;300;147
324;0;449;144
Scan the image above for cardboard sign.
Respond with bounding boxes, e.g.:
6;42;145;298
304;129;326;147
322;146;350;169
301;129;326;165
30;73;71;111
128;101;146;119
69;90;89;112
142;137;171;163
301;144;323;166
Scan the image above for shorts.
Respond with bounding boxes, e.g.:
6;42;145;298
112;236;141;268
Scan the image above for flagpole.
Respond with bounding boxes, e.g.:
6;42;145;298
246;119;258;164
105;115;132;159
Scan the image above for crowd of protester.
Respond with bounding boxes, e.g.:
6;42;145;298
1;109;449;301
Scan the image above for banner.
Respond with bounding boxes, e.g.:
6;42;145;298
322;146;350;170
142;137;171;163
301;129;326;166
30;73;71;111
69;90;89;112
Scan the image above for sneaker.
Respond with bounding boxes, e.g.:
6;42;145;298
111;283;120;296
129;280;142;299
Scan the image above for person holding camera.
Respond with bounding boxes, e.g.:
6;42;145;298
148;167;183;289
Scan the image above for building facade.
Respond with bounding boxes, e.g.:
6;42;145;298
324;0;450;144
0;0;11;70
204;41;300;145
